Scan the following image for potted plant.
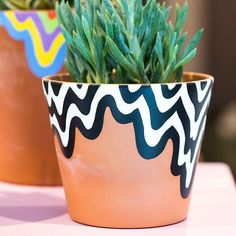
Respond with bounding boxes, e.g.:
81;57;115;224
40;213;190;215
42;0;214;228
0;0;72;185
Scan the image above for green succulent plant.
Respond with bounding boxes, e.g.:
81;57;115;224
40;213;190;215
57;0;203;84
0;0;73;10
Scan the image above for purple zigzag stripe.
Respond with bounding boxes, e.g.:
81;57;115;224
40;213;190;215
15;12;61;51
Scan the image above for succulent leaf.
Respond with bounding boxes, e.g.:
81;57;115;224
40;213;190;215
56;0;203;84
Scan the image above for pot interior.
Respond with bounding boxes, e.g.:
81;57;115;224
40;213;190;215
44;72;213;84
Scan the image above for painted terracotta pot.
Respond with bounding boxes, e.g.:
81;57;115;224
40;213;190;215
42;72;214;228
0;10;66;185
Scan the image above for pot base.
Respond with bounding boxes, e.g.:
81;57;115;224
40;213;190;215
56;111;191;229
70;217;187;229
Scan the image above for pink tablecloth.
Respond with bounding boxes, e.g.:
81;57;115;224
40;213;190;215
0;163;235;236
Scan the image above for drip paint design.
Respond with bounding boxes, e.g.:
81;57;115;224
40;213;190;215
43;80;213;198
0;11;66;77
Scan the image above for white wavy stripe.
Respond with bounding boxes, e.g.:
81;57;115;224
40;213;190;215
46;82;212;189
151;81;212;140
185;116;207;187
128;85;142;93
151;83;211;187
49;85;153;145
48;84;187;147
43;82;89;115
152;81;211;113
167;83;177;90
196;82;211;102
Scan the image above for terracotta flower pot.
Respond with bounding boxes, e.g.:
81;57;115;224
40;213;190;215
42;72;214;228
0;10;65;185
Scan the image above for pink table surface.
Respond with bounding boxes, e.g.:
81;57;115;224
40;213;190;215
0;163;235;236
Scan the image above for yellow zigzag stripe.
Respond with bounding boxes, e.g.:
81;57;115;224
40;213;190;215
6;12;65;68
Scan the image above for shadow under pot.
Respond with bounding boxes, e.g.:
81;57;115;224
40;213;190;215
0;10;66;185
42;72;214;228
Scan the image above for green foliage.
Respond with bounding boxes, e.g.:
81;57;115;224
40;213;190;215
57;0;203;84
0;0;73;10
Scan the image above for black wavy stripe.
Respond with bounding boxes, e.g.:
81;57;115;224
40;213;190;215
51;83;62;96
161;84;182;99
43;81;49;94
201;81;208;90
46;85;100;132
161;83;210;198
120;86;162;130
157;87;209;198
187;82;213;121
44;81;213;198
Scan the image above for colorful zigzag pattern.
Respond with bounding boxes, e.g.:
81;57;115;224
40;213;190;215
0;11;66;77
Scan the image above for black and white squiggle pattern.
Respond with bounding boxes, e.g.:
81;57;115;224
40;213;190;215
43;79;213;198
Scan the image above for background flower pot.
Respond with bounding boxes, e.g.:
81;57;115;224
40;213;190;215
42;72;214;228
0;10;66;185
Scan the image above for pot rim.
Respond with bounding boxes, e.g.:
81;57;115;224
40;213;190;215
42;71;214;86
